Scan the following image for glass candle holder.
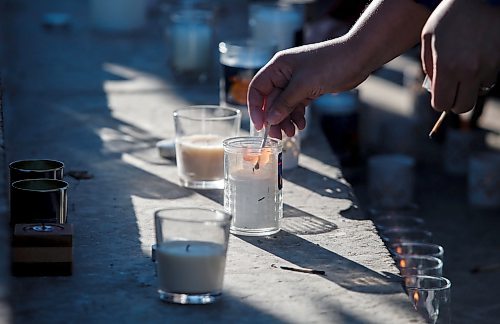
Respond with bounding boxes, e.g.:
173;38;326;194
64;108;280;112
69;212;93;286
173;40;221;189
395;255;443;277
154;207;232;304
404;275;451;324
174;105;241;189
223;136;283;236
389;242;444;260
374;215;425;233
219;40;275;123
381;228;433;244
167;8;214;83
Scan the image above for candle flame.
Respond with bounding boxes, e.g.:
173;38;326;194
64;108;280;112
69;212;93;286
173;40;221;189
413;290;420;304
399;259;407;268
396;246;403;254
243;148;271;167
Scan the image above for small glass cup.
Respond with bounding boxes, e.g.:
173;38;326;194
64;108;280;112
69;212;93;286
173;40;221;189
374;215;425;233
223;136;283;236
381;228;432;244
389;242;444;260
173;105;241;189
167;8;214;83
396;255;443;277
404;275;451;324
154;207;232;304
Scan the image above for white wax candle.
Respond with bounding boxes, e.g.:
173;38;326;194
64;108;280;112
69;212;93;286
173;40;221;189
176;134;225;181
228;165;280;230
157;240;226;294
171;22;212;72
250;5;303;51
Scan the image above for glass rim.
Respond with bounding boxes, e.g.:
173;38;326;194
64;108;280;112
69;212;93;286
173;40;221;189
395;254;443;269
173;105;241;122
218;40;276;54
11;179;68;191
404;275;451;291
390;242;444;253
155;207;232;224
9;159;64;172
382;228;433;236
223;136;282;151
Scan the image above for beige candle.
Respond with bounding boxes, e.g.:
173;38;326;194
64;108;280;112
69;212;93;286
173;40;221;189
176;134;225;182
157;240;226;294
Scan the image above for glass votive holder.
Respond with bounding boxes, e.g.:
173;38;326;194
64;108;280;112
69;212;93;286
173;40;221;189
390;242;444;260
174;105;241;189
396;255;443;277
381;228;433;244
154;207;232;304
167;8;214;83
249;2;304;51
368;154;416;210
219;39;275;124
374;215;425;233
404;275;451;324
223;136;283;236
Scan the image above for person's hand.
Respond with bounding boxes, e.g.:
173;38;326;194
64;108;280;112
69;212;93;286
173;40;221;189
247;39;369;139
421;0;500;114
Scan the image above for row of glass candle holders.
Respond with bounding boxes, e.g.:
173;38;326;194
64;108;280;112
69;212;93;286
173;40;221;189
370;209;451;324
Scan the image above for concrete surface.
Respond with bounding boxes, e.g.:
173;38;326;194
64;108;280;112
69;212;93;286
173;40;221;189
0;1;424;323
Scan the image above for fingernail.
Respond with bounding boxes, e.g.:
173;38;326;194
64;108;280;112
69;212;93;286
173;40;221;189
267;110;282;125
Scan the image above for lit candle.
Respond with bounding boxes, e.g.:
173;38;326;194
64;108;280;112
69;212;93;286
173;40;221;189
156;240;226;294
176;134;225;182
224;137;283;236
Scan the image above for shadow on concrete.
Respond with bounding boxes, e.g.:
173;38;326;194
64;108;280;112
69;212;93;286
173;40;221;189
238;230;402;295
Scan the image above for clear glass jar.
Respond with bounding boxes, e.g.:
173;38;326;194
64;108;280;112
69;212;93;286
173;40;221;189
219;40;275;123
223;136;283;236
167;8;214;82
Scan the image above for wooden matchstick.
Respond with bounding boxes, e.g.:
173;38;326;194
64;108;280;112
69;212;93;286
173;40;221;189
428;111;448;139
279;265;326;275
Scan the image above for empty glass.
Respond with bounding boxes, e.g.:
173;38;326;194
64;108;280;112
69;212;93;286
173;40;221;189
374;215;425;233
381;228;433;244
396;255;443;277
389;242;444;260
404;275;451;324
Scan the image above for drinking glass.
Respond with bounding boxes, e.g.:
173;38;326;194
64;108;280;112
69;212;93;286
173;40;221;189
396;255;443;277
389;242;444;260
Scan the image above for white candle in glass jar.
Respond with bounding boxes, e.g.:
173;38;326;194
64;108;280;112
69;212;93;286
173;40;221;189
228;165;279;230
157;240;226;294
170;18;212;73
176;134;225;181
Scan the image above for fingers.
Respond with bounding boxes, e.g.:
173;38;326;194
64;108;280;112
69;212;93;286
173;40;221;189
431;69;458;112
420;33;434;80
290;105;306;130
265;77;311;126
451;80;480;114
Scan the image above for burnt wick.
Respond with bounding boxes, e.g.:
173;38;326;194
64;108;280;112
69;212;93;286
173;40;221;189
258;196;265;201
186;244;190;252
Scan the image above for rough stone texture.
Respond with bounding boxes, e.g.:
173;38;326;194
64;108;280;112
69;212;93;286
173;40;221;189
0;1;425;323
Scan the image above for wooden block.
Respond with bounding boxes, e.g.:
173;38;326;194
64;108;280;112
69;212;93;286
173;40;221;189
12;223;73;276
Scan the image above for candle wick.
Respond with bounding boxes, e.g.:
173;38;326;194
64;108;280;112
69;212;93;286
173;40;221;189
186;244;190;252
